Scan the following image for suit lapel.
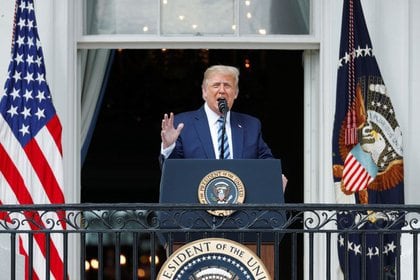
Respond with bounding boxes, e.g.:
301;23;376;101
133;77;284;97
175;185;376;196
230;112;244;159
194;107;216;159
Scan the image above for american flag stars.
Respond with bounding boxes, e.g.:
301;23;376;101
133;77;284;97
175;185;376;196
1;0;55;147
338;44;373;68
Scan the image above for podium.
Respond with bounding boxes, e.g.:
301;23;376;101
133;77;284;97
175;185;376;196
158;159;286;278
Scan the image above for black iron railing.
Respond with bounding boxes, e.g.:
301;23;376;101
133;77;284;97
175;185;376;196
0;203;418;280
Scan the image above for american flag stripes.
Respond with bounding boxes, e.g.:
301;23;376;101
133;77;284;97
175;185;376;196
0;0;66;279
342;144;377;192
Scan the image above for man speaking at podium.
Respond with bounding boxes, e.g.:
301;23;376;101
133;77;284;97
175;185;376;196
159;64;287;190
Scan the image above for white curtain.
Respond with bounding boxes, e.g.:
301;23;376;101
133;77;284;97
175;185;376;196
80;49;114;163
80;0;116;163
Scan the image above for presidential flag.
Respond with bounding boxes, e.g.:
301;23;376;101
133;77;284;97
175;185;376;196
332;0;404;279
0;0;66;279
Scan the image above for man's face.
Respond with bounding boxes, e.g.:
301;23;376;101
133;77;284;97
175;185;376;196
202;73;238;115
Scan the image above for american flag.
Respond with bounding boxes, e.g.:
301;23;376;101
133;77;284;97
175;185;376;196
332;0;404;279
0;0;66;279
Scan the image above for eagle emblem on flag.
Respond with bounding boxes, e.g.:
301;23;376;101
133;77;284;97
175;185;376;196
333;78;404;204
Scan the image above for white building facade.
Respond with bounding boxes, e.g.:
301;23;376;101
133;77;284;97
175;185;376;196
0;0;419;279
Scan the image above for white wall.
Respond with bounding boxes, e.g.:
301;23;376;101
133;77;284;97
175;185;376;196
0;1;15;81
407;0;420;204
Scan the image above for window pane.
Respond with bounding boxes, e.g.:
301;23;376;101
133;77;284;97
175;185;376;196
86;0;158;35
161;0;235;35
239;0;309;35
85;0;309;35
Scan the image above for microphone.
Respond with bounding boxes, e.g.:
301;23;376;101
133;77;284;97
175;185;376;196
217;98;228;159
218;98;228;116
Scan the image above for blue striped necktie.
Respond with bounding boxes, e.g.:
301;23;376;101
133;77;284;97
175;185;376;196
217;116;230;159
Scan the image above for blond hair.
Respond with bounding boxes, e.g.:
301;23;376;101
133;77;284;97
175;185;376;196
202;65;240;93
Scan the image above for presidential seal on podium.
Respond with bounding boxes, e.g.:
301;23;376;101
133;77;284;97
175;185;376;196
157;237;271;280
197;169;245;216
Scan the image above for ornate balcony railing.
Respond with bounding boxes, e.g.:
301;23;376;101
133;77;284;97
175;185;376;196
0;203;418;280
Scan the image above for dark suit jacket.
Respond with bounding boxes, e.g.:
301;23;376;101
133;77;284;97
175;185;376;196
167;106;274;159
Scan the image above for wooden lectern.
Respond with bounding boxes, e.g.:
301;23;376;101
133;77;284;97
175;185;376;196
158;159;286;278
